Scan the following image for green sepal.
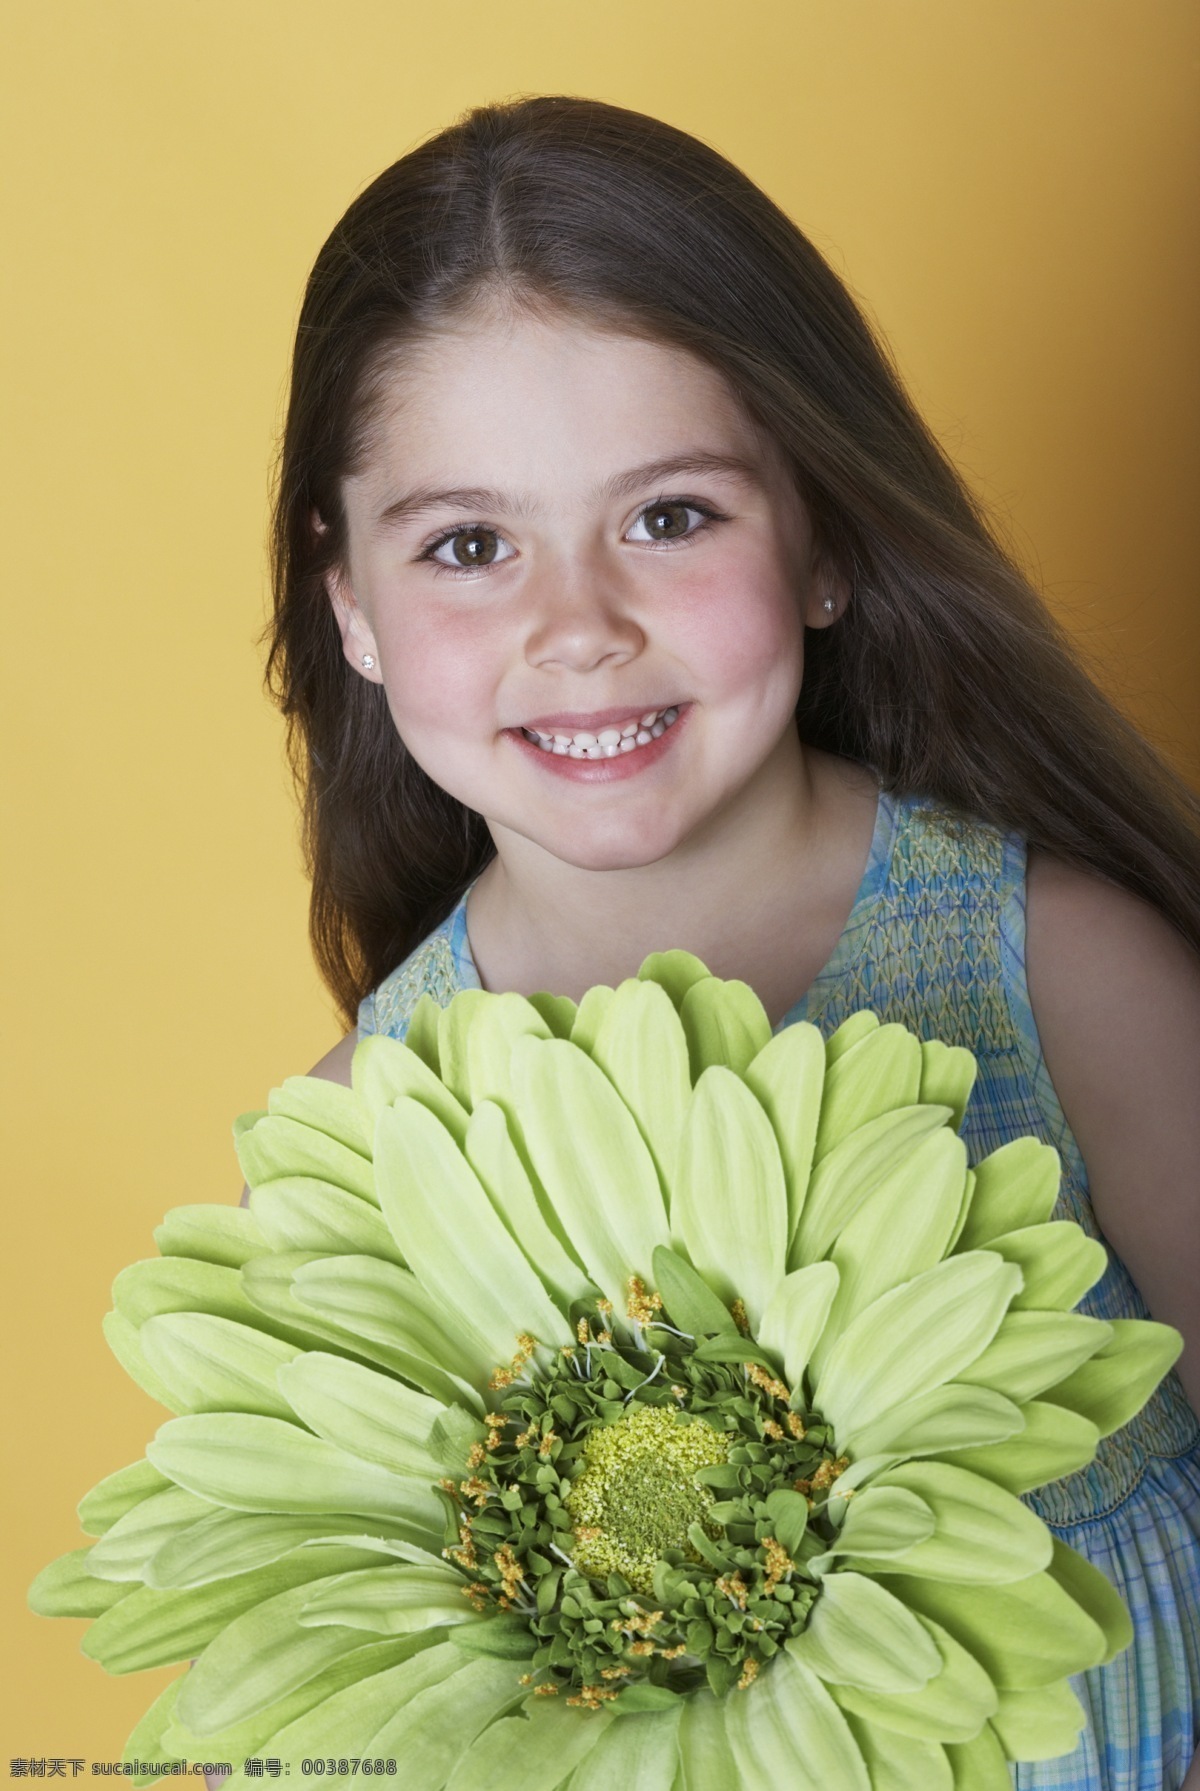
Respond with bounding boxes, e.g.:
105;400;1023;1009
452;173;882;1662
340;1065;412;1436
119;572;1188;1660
611;1683;681;1713
449;1615;538;1658
763;1488;809;1554
651;1245;736;1337
154;1204;268;1269
28;1548;136;1618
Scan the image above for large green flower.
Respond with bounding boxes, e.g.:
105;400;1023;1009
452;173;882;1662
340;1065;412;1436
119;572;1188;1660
31;954;1181;1790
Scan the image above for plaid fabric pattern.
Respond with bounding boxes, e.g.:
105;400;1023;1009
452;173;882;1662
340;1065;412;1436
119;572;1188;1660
359;788;1200;1786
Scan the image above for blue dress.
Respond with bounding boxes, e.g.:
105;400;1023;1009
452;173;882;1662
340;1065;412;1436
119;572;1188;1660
358;788;1200;1790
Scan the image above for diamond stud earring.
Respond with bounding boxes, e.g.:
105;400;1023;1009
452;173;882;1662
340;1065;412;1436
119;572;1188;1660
822;598;836;614
362;653;375;669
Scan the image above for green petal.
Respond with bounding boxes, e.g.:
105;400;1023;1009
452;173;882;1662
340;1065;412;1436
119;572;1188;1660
147;1413;445;1533
671;1066;788;1327
103;1310;184;1413
113;1257;271;1331
843;1714;954;1791
652;1246;741;1337
989;1681;1086;1761
943;1725;1013;1790
78;1459;171;1537
860;1462;1052;1583
1046;1537;1133;1665
1041;1317;1183;1436
276;1353;443;1479
250;1177;404;1262
567;1708;681;1791
984;1222;1107;1312
298;1563;477;1633
937;1398;1099;1493
590;978;692;1196
369;1654;532;1787
812;1128;968;1375
743;1022;825;1249
813;1024;923;1162
87;1485;214;1581
352;1032;468;1143
792;1105;953;1266
465;992;554;1109
147;1510;424;1588
676;1688;740;1791
445;1695;614;1791
513;1037;670;1311
405;993;443;1071
841;1381;1023;1464
570;983;615;1053
85;1545;378;1676
527;990;578;1037
957;1310;1113;1403
466;1102;595;1309
953;1138;1060;1252
787;1572;941;1692
810;1486;935;1568
758;1261;840;1392
438;988;493;1108
727;1651;870;1790
375;1098;572;1362
814;1253;1022;1438
268;1075;372;1155
637;947;712;1009
832;1615;997;1743
235;1114;375;1202
874;1568;1107;1688
121;1678;182;1785
678;975;772;1077
154;1204;268;1268
139;1312;299;1418
918;1039;977;1136
28;1548;135;1618
826;1011;881;1061
237;1254;394;1363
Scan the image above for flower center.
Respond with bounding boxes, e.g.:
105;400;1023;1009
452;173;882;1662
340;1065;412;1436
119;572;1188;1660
565;1404;729;1593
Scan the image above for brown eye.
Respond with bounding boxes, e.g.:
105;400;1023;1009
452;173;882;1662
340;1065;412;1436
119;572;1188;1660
642;503;691;541
450;528;499;566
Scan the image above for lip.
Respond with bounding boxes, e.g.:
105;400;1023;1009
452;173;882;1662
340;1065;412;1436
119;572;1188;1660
515;704;680;734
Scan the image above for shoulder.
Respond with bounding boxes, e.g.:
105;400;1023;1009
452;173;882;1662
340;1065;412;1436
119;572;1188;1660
306;1030;356;1088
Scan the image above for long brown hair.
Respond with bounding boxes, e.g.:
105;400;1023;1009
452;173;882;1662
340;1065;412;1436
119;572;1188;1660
267;95;1200;1027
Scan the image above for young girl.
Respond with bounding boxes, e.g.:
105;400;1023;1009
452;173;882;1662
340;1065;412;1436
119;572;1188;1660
263;97;1200;1789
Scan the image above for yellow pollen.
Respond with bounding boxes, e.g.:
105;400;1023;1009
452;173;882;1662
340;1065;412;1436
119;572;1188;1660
626;1276;664;1326
716;1572;749;1610
577;1318;591;1346
746;1363;791;1403
466;1442;487;1469
786;1412;807;1440
738;1659;760;1690
731;1299;750;1335
533;1682;560;1697
538;1429;557;1458
809;1455;850;1492
762;1419;784;1440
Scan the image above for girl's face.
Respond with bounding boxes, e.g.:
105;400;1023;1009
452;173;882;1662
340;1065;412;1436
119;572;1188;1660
329;304;836;874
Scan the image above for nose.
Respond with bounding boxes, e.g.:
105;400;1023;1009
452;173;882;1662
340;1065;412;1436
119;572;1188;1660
523;555;646;674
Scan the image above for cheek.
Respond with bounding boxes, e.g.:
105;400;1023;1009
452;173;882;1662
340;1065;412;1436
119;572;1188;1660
663;551;804;696
375;604;505;746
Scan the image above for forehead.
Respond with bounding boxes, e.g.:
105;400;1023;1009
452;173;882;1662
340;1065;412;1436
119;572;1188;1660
350;306;771;501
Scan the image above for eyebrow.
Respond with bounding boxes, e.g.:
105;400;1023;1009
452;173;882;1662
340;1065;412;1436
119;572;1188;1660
373;452;764;529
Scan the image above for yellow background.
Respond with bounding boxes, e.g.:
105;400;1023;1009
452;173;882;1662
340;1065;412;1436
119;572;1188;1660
4;0;1197;1760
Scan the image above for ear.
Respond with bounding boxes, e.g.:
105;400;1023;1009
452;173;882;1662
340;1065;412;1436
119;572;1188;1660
325;563;384;684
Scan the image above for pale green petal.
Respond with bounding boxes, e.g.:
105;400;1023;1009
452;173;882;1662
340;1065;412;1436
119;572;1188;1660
832;1615;997;1743
374;1098;572;1359
465;1102;595;1309
121;1679;181;1785
236;1115;375;1201
103;1310;184;1413
786;1572;940;1692
856;1462;1051;1584
147;1414;445;1534
87;1485;215;1581
527;990;578;1037
1042;1318;1183;1436
238;1253;391;1362
78;1459;171;1537
989;1682;1086;1760
758;1261;840;1392
792;1105;953;1265
352;1033;468;1142
28;1547;135;1618
825;1011;880;1061
438;989;492;1108
809;1486;935;1569
843;1714;954;1791
671;1066;789;1327
985;1222;1107;1312
943;1726;1013;1790
814;1253;1022;1438
743;1022;825;1248
953;1138;1060;1252
84;1545;379;1676
590;978;692;1196
957;1310;1113;1403
678;975;772;1077
513;1037;670;1310
154;1204;268;1268
147;1510;425;1588
938;1398;1099;1493
445;1696;614;1791
268;1075;372;1155
139;1312;299;1419
637;948;712;1010
874;1569;1107;1688
250;1177;404;1262
298;1564;476;1633
113;1257;266;1331
277;1353;444;1479
676;1688;741;1791
813;1024;923;1161
841;1382;1023;1464
464;991;554;1109
811;1128;968;1375
570;983;615;1053
368;1654;532;1787
918;1039;977;1135
1045;1538;1133;1665
727;1651;869;1791
405;994;443;1072
567;1707;681;1791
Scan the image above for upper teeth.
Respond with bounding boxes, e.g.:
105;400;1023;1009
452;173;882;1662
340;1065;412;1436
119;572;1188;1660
521;707;680;757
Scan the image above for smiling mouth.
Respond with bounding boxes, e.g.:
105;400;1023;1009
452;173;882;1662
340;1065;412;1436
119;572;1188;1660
519;706;681;759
